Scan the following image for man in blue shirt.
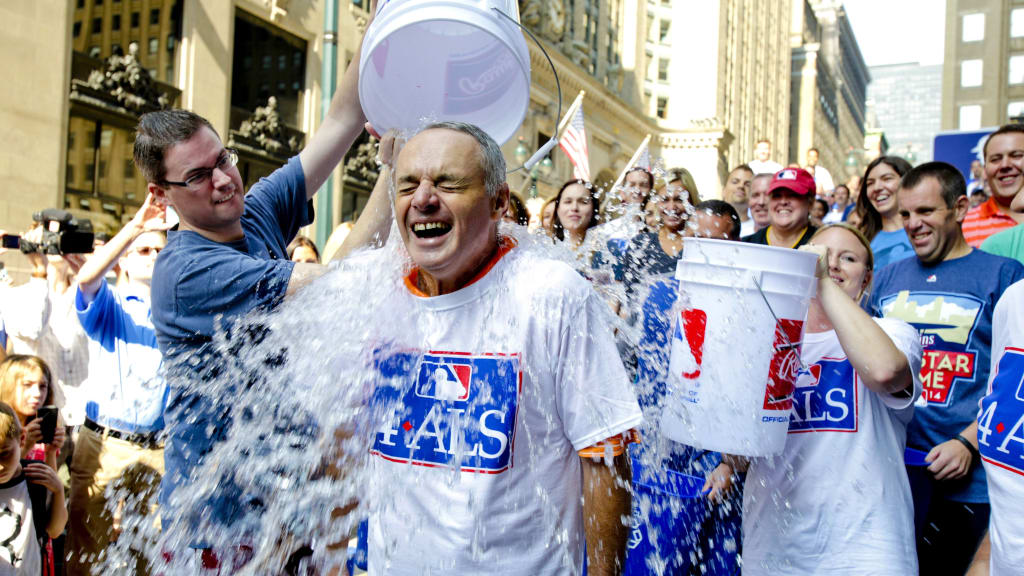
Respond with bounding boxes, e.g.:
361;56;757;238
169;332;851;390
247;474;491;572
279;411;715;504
869;162;1024;575
137;31;392;565
70;193;171;575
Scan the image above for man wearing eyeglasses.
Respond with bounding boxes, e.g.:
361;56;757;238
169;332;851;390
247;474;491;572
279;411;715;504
68;192;170;575
131;25;392;565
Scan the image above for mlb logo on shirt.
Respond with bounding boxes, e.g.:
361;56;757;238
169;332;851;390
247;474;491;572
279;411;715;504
978;347;1024;476
789;358;858;433
416;359;471;401
372;351;522;473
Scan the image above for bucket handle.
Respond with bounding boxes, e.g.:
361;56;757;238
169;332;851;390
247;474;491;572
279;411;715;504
751;273;809;373
491;7;562;173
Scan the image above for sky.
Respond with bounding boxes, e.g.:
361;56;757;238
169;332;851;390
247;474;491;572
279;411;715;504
844;0;946;67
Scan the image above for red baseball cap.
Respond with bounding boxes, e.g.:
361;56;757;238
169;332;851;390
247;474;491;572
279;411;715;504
767;168;816;197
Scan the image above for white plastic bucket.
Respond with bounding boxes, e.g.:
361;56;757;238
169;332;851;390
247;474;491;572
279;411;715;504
660;239;818;457
358;0;531;145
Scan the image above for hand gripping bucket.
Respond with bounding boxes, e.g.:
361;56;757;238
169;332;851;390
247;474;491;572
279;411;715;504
358;0;532;145
661;239;818;457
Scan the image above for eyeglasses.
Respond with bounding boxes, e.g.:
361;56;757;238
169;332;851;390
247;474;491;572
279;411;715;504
162;149;239;190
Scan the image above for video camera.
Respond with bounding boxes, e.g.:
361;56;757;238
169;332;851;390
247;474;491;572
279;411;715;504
18;209;95;255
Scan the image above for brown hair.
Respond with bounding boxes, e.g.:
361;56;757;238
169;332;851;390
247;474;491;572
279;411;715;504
0;355;54;420
134;109;217;184
0;403;21;444
857;155;913;242
286;236;321;263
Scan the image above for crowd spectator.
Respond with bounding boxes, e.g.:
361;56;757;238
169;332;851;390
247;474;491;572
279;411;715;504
964;124;1024;247
540;197;557;234
742;168;817;248
823;183;853;224
970;188;988;209
504;192;530;226
286;235;321;264
869;162;1024;575
552;179;601;249
67;193;170;576
746;173;772;234
687;200;741;240
981;184;1024;264
810;197;829;228
805;147;835;194
665;167;701;207
0;401;67;576
721;165;754;235
748;139;783;175
742;224;922;575
857;156;915;270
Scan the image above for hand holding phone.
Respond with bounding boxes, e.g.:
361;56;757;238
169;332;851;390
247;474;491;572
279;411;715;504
36;406;59;445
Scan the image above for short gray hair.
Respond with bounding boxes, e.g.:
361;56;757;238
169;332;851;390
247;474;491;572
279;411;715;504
420;121;506;198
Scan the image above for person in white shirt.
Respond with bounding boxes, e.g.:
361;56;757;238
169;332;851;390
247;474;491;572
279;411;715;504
806;147;835;194
971;278;1024;575
736;223;923;575
722;164;754;234
747;139;783;175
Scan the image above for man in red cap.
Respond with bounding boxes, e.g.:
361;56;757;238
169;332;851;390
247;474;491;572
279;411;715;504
741;167;818;248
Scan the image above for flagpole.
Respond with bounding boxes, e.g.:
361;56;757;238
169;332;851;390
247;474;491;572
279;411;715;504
610;134;652;195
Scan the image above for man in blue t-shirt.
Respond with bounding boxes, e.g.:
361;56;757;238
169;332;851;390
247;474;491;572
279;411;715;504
869;162;1024;575
136;40;392;560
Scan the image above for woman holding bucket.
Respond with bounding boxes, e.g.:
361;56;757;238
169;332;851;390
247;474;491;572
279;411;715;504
739;223;923;575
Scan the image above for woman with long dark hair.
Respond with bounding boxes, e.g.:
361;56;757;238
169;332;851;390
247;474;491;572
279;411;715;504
552;179;601;247
857;156;915;270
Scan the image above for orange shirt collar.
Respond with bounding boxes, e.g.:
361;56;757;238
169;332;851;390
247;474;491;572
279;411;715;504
403;236;517;297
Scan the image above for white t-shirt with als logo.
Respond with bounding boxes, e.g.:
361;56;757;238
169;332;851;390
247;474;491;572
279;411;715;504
0;475;40;576
977;279;1024;576
364;241;643;575
743;317;923;576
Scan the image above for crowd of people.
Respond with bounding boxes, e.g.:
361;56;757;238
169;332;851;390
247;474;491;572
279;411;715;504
2;14;1024;576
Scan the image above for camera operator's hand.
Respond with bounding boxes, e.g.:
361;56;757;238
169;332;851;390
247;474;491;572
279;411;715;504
22;226;46;277
62;253;86;276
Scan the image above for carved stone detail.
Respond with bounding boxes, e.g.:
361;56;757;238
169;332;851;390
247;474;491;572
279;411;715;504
236;97;302;156
344;138;381;184
83;43;170;112
520;0;566;43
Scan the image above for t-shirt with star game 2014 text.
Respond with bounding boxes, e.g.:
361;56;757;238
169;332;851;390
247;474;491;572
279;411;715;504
870;249;1024;502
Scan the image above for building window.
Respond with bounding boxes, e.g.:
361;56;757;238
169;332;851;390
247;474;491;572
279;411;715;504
660;20;670;43
73;22;81;37
131;12;139;28
958;105;982;130
168;35;176;52
658;58;668;81
95;0;103;5
150;9;160;25
1011;55;1024;85
149;38;159;54
77;0;84;8
92;18;102;35
112;14;121;31
1013;9;1024;37
657;96;668;119
960;59;983;87
1008;101;1024;121
962;13;984;42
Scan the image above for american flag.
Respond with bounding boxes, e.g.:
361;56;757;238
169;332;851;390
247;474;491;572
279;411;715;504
633;141;651;172
559;104;590;181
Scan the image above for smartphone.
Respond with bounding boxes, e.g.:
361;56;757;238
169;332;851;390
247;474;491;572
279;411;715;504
36;406;59;445
0;235;19;249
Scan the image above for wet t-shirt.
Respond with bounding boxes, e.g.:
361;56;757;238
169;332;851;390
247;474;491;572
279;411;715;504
977;279;1024;576
743;318;922;575
150;154;312;531
348;242;643;575
869;249;1024;502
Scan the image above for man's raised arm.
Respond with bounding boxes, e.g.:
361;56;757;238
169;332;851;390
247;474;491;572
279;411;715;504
299;1;377;197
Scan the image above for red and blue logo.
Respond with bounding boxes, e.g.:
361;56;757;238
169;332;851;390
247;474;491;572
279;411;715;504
789;357;859;433
978;347;1024;476
371;350;522;474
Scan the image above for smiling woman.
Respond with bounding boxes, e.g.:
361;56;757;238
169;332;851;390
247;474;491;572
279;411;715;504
856;156;914;270
552;179;600;246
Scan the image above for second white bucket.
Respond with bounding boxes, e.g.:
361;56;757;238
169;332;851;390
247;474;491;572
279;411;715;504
358;0;531;145
660;239;818;457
